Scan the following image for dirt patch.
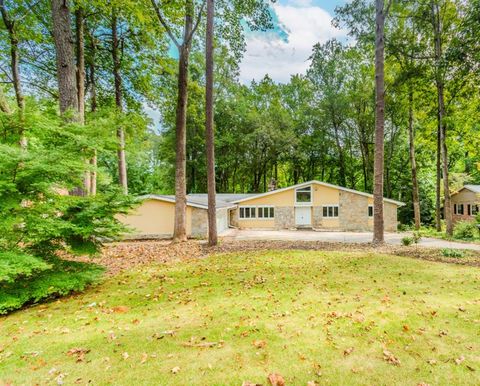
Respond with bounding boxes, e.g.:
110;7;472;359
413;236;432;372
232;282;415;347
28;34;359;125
76;239;480;275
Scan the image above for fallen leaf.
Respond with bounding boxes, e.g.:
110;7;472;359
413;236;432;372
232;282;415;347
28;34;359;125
402;325;409;332
427;359;437;365
383;350;401;366
140;353;148;364
253;340;266;349
267;373;285;386
122;352;129;360
66;348;90;363
171;366;180;374
112;306;129;313
455;355;465;365
242;382;261;386
343;347;354;356
307;382;317;386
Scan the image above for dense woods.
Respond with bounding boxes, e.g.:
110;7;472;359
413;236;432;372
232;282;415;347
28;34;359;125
1;0;480;309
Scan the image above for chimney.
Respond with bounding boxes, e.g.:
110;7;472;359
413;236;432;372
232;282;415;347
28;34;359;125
268;178;277;192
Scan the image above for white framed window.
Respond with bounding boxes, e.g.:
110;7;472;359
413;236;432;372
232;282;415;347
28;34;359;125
368;205;373;217
257;206;275;219
295;186;312;205
239;207;256;219
322;205;339;218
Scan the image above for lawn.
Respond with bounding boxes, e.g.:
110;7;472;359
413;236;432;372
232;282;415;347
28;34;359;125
1;249;479;385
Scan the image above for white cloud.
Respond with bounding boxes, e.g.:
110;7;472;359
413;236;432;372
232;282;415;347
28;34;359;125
239;1;346;84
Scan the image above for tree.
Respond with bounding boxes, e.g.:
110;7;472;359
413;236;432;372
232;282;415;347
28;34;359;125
151;0;206;242
0;0;26;148
372;0;388;244
205;0;217;245
51;0;78;117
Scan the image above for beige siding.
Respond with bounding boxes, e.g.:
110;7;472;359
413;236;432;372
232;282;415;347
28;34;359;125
120;199;192;238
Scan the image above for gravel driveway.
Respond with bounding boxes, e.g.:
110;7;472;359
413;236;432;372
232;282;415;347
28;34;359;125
221;229;480;251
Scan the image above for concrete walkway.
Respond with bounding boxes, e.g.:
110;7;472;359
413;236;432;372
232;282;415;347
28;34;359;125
221;229;480;251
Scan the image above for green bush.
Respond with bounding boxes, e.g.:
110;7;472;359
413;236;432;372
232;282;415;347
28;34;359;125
453;221;478;240
401;236;413;246
0;106;134;314
412;232;422;244
441;248;465;258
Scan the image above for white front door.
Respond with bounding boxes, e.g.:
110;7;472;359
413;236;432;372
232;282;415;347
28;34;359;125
295;207;311;226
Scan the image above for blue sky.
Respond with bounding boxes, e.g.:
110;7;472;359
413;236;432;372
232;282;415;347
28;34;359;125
239;0;348;83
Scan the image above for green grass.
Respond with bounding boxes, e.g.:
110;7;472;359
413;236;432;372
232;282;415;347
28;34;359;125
1;250;479;385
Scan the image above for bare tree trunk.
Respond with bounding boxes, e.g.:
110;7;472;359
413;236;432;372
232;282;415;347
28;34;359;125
373;0;385;244
205;0;217;246
431;0;452;236
435;124;441;230
88;26;97;195
0;0;26;148
112;10;128;194
51;0;78;117
408;88;421;230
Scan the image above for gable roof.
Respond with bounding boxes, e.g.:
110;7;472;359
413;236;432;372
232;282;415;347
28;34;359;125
138;194;237;210
231;180;405;206
452;185;480;196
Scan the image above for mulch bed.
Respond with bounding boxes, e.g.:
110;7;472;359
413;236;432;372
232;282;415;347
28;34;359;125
76;239;480;275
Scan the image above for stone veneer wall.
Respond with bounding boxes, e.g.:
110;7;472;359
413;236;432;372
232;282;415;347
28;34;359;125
339;191;370;231
384;202;398;232
274;207;295;229
191;207;208;238
230;208;239;228
312;206;323;228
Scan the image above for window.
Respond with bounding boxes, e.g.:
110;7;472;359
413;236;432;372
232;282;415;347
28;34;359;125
458;204;464;215
454;204;457;215
468;204;472;216
323;205;339;218
368;205;373;217
239;207;256;219
473;205;479;215
257;206;275;219
295;186;312;204
239;206;274;219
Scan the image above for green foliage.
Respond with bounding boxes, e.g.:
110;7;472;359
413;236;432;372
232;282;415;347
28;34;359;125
412;232;422;244
401;236;413;246
0;104;134;313
453;221;479;240
0;258;104;315
441;248;465;258
0;251;51;284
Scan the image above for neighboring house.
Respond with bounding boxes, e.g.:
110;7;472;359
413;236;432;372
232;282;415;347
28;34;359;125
451;185;480;223
120;180;404;239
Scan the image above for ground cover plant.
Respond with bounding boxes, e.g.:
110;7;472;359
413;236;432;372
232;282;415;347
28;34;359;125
1;249;479;385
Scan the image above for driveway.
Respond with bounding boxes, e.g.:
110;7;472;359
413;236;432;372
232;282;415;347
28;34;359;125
220;229;480;251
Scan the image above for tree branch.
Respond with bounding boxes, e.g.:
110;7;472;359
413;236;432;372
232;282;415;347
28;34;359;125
186;0;206;45
151;0;180;49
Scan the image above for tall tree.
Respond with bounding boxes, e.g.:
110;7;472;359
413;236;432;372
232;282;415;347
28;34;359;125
408;86;421;230
205;0;217;245
151;0;205;242
51;0;78;117
111;8;128;194
0;0;26;148
372;0;387;244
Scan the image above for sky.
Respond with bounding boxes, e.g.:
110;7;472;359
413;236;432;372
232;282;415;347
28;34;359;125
239;0;348;84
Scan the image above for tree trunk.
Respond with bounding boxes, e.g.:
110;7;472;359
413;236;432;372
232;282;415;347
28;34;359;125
432;0;453;236
0;86;11;113
112;11;128;194
0;0;26;148
205;0;217;246
51;0;78;117
172;1;195;242
408;88;421;230
88;27;97;195
372;0;385;244
435;123;441;230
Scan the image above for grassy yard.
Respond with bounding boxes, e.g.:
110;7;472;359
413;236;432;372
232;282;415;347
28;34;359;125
1;250;479;385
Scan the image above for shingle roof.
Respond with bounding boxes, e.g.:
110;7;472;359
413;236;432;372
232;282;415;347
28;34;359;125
464;185;480;193
138;194;237;210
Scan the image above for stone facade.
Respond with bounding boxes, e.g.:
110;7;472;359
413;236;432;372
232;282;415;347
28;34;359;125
274;207;295;229
191;207;208;238
384;202;398;232
339;191;370;231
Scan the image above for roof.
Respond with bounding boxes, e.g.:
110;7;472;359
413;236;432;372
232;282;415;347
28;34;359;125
231;180;405;206
138;194;237;210
452;185;480;196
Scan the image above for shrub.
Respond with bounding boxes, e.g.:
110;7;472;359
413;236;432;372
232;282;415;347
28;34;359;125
412;232;422;244
453;221;478;240
401;236;413;246
441;248;465;258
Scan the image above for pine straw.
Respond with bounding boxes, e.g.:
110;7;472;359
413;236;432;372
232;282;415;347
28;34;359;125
76;239;480;275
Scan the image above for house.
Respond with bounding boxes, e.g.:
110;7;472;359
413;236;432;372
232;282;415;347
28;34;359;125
451;185;480;223
120;180;405;239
